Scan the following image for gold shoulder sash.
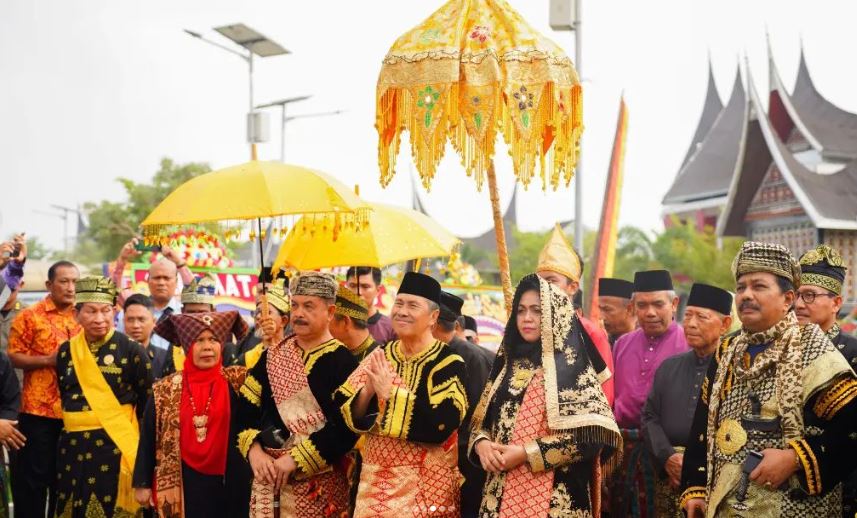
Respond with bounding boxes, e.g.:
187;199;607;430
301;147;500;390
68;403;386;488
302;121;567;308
68;331;140;514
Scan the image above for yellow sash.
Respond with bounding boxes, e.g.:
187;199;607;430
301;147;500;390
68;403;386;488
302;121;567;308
68;330;140;514
172;344;186;372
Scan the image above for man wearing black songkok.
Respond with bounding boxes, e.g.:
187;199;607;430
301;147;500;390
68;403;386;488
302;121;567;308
643;283;733;517
433;291;493;517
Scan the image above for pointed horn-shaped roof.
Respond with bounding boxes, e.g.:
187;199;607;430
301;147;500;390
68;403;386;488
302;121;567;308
719;65;857;235
768;43;857;159
662;63;745;206
678;55;724;169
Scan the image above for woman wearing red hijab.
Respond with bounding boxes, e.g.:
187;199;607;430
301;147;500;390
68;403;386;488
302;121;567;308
132;311;249;518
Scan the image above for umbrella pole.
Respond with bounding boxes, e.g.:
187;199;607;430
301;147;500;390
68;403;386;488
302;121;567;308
486;160;513;316
257;217;269;321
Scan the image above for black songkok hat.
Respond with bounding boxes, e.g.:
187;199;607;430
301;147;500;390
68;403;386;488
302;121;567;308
463;315;478;333
686;283;733;316
439;291;464;322
397;272;441;305
598;278;634;299
633;270;674;293
799;245;847;295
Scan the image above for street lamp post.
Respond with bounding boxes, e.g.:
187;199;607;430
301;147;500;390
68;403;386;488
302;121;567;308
185;24;290;159
254;96;311;162
255;96;344;162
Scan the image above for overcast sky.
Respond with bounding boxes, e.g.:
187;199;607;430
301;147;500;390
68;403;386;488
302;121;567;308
2;0;855;252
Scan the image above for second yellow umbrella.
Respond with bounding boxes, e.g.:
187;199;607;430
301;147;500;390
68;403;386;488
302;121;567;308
273;203;459;271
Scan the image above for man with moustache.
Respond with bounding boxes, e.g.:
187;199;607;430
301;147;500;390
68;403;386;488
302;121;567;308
681;242;857;517
610;269;689;518
643;283;733;517
238;272;358;517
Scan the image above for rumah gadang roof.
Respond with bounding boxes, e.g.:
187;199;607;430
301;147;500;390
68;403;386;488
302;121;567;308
718;66;857;236
768;44;857;161
679;58;724;169
662;67;745;206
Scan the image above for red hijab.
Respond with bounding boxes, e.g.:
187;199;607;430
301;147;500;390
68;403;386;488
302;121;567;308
180;342;230;475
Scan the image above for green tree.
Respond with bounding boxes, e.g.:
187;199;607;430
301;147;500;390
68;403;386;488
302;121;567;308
507;227;549;285
611;226;655;281
77;158;211;262
650;218;743;292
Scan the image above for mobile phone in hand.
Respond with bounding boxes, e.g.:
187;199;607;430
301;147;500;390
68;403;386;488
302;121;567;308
134;243;162;253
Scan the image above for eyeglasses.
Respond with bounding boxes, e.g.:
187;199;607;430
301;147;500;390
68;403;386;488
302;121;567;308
797;291;836;304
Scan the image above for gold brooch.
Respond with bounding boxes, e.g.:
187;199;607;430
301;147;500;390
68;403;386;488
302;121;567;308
103;354;114;366
715;419;747;456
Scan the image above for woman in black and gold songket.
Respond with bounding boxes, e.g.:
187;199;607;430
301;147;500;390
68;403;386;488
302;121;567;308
132;311;251;518
469;274;622;517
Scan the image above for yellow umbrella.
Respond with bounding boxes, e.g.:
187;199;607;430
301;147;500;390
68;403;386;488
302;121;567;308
376;0;582;313
272;202;459;271
141;160;369;242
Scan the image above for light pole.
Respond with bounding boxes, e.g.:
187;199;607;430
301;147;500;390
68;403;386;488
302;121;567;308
184;24;290;159
33;204;81;254
549;0;584;253
255;96;344;162
254;96;311;162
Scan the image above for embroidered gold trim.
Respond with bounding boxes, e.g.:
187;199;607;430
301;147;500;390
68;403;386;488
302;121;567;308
524;440;545;472
800;273;842;295
301;339;340;374
428;375;467;421
290;438;327;478
237;428;260;459
715;419;746;456
679;487;706;510
813;377;857;420
240;374;262;407
379;385;416;439
788;438;821;495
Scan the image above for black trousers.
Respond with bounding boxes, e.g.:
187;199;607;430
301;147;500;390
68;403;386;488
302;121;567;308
10;413;62;518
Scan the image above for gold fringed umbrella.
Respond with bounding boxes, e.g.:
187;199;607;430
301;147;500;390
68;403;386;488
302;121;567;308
376;0;583;313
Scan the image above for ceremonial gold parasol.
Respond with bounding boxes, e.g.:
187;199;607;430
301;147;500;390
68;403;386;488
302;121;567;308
272;202;460;271
376;0;583;313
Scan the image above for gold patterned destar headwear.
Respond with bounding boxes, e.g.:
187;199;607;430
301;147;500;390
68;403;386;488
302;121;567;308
731;241;801;287
799;245;847;295
262;278;290;315
289;271;338;301
536;224;582;283
74;276;118;305
335;285;369;325
180;274;217;305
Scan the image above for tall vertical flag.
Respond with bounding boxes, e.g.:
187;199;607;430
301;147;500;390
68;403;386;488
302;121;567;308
587;96;629;320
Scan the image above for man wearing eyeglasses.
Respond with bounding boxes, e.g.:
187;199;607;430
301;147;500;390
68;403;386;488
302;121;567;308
797;245;857;518
796;245;857;367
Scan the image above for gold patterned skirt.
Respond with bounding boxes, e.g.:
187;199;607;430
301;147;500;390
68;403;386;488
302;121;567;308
353;435;460;518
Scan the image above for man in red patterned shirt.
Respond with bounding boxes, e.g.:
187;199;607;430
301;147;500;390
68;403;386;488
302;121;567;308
8;260;80;518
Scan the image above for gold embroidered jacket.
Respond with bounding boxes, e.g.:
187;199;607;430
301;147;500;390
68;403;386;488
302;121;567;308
680;326;857;514
337;340;468;444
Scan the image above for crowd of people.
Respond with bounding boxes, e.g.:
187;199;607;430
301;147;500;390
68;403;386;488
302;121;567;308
0;227;856;518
